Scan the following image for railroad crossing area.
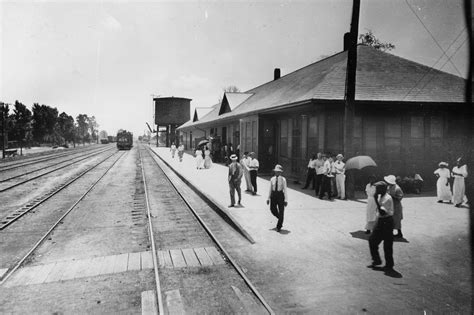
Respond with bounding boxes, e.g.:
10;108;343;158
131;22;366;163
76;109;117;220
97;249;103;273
151;146;472;314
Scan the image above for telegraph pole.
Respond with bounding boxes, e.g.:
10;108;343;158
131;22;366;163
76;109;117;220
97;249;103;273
343;0;360;159
1;102;6;159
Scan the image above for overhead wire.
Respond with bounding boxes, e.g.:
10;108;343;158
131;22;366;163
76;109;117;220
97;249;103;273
404;0;463;76
402;26;467;100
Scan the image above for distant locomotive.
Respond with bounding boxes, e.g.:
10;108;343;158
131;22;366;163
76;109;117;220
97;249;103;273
116;130;133;150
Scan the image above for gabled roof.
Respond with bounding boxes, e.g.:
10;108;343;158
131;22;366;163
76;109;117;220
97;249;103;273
218;92;254;115
193;107;213;122
180;45;466;129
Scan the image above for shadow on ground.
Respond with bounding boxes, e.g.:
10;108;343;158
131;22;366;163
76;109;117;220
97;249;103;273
350;230;409;243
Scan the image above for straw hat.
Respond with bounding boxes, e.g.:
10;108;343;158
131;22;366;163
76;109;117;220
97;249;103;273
336;154;344;160
438;161;448;167
273;164;283;172
384;175;397;185
230;154;238;161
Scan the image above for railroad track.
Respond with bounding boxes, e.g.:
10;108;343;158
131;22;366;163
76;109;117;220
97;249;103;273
141;145;273;314
0;150;122;230
0;146;116;192
0;150;126;285
0;145;107;172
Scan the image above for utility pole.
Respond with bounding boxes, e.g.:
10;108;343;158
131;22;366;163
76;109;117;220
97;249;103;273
343;0;360;159
1;102;7;159
343;0;360;199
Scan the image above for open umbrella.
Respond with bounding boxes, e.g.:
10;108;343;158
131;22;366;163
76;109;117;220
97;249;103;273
345;155;377;170
198;139;209;147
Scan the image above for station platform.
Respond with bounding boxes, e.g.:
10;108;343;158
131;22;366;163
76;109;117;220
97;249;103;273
150;146;471;313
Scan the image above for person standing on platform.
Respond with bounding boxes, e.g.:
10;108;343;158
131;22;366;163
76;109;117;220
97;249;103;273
248;152;259;195
302;154;316;190
267;164;288;232
319;155;333;200
329;155;337;198
334;154;346;200
365;175;377;234
434;162;452;203
314;153;325;196
368;182;395;271
241;152;252;192
452;157;468;207
203;146;213;169
170;142;177;159
177;144;184;162
384;175;404;238
195;147;204;169
228;154;243;207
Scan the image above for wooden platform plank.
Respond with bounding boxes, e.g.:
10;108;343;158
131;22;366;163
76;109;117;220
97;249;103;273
157;251;166;268
159;250;173;268
112;253;129;274
205;247;226;265
181;248;200;267
193;247;213;266
43;261;70;283
60;259;83;281
169;249;186;268
98;254;117;275
26;263;56;285
128;252;141;271
165;289;185;315
141;290;158;315
73;257;95;279
87;256;105;277
141;251;154;270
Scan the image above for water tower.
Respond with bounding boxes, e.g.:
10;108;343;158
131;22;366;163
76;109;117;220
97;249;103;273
154;96;191;147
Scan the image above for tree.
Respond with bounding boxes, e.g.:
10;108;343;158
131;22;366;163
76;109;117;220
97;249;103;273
76;114;89;145
12;101;32;155
57;112;75;147
0;103;11;153
32;103;59;144
358;30;395;52
218;86;241;103
87;116;99;143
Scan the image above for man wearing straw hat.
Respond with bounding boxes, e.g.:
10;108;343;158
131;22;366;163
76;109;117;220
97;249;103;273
267;164;288;232
228;154;243;207
384;174;404;238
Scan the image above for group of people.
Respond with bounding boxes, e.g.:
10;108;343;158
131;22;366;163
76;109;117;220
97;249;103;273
302;152;346;200
434;157;468;207
170;143;185;162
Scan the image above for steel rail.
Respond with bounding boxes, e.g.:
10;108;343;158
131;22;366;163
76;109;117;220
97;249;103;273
145;146;275;315
0;145;106;172
0;148;117;192
0;151;126;285
138;147;164;315
0;150;120;230
0;146;115;183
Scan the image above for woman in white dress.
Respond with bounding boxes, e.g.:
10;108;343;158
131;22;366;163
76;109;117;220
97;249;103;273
452;157;468;207
434;162;452;203
203;146;213;169
365;175;377;234
195;148;204;169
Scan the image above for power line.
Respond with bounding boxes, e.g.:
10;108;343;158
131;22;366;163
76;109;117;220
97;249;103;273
402;26;467;100
405;0;463;76
412;37;467;99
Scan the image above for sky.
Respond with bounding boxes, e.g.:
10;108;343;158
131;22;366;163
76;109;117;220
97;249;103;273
0;0;469;137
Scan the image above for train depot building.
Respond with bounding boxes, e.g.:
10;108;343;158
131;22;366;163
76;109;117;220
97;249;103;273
177;45;468;185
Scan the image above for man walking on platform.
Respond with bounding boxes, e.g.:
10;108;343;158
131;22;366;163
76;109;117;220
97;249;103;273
248;152;259;195
267;164;288;232
368;182;395;271
228;154;243;207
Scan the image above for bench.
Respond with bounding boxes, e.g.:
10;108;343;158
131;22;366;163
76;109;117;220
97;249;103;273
4;149;18;157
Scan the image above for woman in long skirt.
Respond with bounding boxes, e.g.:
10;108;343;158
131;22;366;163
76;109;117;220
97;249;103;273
365;175;377;234
195;148;204;169
203;146;213;169
434;162;452;203
452;157;468;207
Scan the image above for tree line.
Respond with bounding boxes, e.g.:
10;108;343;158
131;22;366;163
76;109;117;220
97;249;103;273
0;100;99;151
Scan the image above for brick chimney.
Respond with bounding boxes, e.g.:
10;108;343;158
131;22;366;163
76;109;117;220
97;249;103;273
274;68;281;80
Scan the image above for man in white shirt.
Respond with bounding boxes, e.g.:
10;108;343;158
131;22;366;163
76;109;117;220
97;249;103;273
314;153;325;196
334;154;346;200
248;152;259;195
267;164;288;232
319;155;333;200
